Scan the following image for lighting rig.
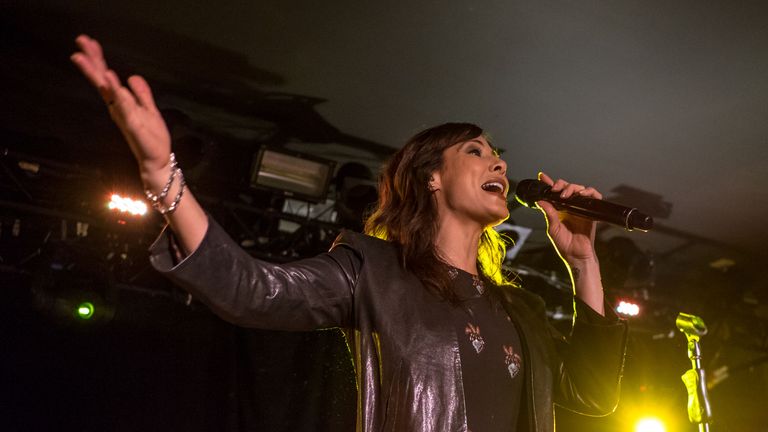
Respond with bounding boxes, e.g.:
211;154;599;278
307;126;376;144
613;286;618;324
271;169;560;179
4;139;767;361
0;141;383;323
1;146;165;324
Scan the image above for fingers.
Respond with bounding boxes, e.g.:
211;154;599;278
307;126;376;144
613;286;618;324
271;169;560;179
70;51;106;90
538;171;554;186
102;69;126;108
71;35;118;104
76;35;107;72
110;86;140;120
577;186;602;200
538;171;603;200
127;75;157;109
71;35;106;80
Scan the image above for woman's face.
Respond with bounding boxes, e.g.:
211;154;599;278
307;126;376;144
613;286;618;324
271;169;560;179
431;135;509;227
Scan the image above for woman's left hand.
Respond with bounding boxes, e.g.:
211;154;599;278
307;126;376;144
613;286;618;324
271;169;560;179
536;172;602;264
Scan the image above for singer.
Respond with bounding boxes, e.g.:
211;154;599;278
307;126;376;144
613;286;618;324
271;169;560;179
72;34;627;432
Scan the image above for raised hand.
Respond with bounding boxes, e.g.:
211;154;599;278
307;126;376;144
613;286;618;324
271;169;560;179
70;34;171;177
71;34;208;255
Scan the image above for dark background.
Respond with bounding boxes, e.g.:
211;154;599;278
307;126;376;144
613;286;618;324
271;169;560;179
3;1;768;431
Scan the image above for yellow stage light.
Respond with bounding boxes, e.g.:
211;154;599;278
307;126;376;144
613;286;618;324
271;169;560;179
635;417;666;432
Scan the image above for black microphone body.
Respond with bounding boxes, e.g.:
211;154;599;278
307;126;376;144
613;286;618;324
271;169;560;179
514;179;653;231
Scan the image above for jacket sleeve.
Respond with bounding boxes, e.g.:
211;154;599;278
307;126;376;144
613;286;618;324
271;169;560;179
148;214;361;331
552;297;628;416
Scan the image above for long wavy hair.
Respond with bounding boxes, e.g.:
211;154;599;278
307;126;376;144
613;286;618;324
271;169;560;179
364;123;517;303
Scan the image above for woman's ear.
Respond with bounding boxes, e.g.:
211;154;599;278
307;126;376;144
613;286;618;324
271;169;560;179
428;173;441;192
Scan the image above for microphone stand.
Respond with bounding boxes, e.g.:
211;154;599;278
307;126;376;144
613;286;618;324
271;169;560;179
676;313;713;432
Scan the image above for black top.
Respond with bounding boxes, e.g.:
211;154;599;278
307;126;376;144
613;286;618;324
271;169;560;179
450;269;525;432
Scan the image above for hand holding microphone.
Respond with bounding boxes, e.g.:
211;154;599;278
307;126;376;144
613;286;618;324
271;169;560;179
514;176;653;232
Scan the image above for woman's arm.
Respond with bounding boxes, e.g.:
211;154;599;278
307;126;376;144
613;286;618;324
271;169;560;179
150;216;360;330
71;35;360;330
70;34;206;255
529;173;628;414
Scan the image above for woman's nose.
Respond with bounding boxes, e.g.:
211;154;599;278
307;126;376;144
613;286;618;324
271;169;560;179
491;157;507;175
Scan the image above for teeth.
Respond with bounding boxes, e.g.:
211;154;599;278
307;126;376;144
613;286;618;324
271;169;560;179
481;182;504;193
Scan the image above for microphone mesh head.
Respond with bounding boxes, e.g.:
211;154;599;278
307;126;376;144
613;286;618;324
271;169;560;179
514;179;550;208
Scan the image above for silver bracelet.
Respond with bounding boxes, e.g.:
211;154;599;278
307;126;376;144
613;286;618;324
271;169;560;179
144;153;177;204
144;153;186;215
155;167;185;215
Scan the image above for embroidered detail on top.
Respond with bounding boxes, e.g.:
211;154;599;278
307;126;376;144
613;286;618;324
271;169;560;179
448;267;459;280
471;274;485;295
465;323;485;353
503;345;522;379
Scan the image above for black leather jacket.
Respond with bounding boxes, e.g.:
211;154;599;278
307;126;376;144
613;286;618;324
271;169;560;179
149;216;627;432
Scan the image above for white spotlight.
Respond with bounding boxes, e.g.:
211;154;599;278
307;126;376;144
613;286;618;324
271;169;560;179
616;300;640;317
108;194;148;216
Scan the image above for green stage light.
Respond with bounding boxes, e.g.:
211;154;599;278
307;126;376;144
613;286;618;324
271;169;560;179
76;302;95;320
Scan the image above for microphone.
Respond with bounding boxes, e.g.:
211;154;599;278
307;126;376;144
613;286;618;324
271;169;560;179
676;312;708;337
514;179;654;231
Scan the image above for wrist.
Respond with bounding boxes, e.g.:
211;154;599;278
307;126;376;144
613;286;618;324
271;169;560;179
566;256;601;288
565;254;599;269
140;152;186;215
139;157;174;193
568;257;605;315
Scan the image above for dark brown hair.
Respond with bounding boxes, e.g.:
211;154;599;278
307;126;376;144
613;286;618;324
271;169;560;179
364;123;516;303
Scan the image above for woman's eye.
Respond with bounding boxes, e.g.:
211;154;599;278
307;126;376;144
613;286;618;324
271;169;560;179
468;148;482;156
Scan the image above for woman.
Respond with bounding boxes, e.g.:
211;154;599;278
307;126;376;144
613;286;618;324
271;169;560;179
71;35;626;432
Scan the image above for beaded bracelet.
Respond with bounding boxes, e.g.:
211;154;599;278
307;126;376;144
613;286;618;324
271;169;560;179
155;168;185;215
144;152;185;215
144;153;177;204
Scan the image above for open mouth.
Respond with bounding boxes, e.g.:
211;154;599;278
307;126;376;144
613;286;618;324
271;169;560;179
481;181;506;196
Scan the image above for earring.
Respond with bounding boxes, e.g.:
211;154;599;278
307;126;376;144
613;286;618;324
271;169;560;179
427;176;436;192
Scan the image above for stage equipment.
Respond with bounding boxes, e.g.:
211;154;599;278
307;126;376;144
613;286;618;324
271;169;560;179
598;236;655;289
30;241;116;324
677;312;713;431
515;179;654;231
494;223;532;261
334;162;377;231
107;194;148;216
249;147;336;203
75;301;95;319
617;300;641;317
281;198;338;225
635;417;666;432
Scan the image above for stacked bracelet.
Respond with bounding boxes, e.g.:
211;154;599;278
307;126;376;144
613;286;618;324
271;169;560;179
144;152;186;215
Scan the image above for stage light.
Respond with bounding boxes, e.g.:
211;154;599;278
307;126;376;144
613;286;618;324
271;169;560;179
634;417;666;432
250;147;336;203
31;242;116;325
107;194;148;216
75;301;95;320
616;300;640;317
